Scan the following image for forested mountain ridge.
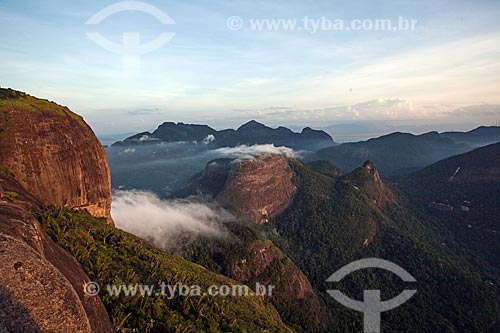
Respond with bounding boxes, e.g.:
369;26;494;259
398;142;500;281
176;154;499;332
113;120;334;150
311;131;474;175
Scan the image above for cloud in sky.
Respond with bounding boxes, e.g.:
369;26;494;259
78;31;500;133
124;108;163;116
1;0;500;133
230;100;500;125
446;104;500;118
300;33;500;107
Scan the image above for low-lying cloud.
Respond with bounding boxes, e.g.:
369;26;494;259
203;134;216;144
211;144;300;159
111;190;227;251
107;143;309;197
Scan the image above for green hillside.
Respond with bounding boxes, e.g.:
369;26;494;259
182;218;326;333
36;208;293;333
399;142;500;282
271;159;499;332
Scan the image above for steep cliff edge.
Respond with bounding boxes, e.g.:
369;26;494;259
229;240;323;327
219;155;297;224
0;88;113;224
0;88;115;331
179;154;297;224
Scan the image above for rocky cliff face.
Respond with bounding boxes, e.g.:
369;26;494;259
218;155;297;224
0;89;113;224
0;170;113;333
231;240;317;301
229;240;323;326
179;154;297;224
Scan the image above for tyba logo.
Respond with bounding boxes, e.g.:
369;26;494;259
327;258;417;333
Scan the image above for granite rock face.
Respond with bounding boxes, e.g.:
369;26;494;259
229;240;323;327
0;89;113;224
359;160;398;209
0;171;113;333
178;154;297;224
218;155;297;224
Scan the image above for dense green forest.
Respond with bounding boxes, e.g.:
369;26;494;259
182;217;326;333
271;159;499;332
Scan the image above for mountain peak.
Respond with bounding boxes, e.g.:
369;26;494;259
362;160;383;184
237;120;267;131
346;160;396;209
363;160;375;170
220;154;297;224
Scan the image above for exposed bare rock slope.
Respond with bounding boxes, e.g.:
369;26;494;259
0;88;113;224
230;240;321;309
218;155;297;224
0;170;113;333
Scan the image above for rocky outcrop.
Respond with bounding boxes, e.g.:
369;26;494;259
175;158;234;198
231;241;316;301
230;240;323;326
0;89;113;224
349;160;398;210
231;241;280;283
219;155;297;224
0;171;113;333
179;155;297;224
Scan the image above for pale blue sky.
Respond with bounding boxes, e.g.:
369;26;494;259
1;0;500;134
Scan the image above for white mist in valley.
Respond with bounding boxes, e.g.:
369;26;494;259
111;190;227;251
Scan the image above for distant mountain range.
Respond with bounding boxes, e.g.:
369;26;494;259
113;120;335;150
113;122;499;176
310;126;500;175
440;126;500;146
